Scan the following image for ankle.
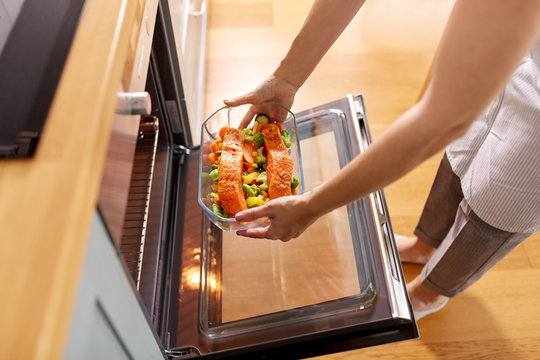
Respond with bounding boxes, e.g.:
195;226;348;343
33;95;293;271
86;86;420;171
407;275;448;310
395;235;436;264
413;238;436;259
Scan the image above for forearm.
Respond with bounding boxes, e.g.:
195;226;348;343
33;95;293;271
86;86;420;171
274;0;366;90
307;0;540;218
306;103;458;216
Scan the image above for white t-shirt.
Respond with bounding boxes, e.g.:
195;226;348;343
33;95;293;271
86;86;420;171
446;39;540;234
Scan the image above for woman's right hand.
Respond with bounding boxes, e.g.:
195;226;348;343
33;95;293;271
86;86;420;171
224;74;299;129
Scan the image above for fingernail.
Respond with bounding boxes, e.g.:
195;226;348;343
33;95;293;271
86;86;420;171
235;212;245;221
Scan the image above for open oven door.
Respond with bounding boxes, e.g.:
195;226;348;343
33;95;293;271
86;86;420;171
162;94;418;359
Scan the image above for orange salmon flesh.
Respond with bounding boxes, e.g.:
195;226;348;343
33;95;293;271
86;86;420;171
261;125;293;199
218;128;247;215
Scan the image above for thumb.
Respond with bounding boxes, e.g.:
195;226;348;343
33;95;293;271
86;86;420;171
224;92;255;107
235;205;271;222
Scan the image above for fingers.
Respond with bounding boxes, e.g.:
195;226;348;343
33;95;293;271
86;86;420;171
224;93;254;107
238;106;257;129
235;205;272;222
236;227;272;239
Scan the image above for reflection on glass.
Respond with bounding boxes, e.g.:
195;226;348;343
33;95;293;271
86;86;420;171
221;132;360;322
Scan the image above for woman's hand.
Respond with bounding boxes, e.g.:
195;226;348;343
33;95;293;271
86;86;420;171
224;75;299;129
235;192;320;242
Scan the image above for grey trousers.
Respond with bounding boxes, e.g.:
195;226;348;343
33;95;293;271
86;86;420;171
414;155;532;297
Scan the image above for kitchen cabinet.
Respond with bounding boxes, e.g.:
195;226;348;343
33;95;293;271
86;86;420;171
64;213;163;360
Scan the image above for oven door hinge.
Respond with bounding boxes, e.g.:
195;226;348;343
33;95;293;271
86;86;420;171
173;144;191;165
164;346;200;359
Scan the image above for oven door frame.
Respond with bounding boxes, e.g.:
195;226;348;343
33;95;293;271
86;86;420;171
157;93;418;358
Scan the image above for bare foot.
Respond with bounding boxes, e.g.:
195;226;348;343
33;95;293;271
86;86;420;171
395;234;436;264
407;275;449;319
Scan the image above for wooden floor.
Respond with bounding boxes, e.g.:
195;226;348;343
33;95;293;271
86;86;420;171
203;1;540;359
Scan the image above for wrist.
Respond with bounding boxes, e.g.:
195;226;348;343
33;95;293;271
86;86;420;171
272;62;306;92
300;187;329;222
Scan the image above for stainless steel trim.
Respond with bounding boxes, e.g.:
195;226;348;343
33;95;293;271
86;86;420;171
115;92;152;115
346;94;412;320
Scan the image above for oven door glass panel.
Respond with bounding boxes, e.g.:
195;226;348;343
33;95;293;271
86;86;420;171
201;103;378;337
170;95;416;358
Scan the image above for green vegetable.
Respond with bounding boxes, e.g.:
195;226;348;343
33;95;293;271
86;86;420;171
254;132;264;147
291;177;300;192
243;128;253;136
244;132;264;147
212;203;228;218
256;172;268;191
211;164;219;169
256;172;267;183
242;183;259;197
281;130;291;148
209;169;219;181
255;114;270;125
256;154;267;167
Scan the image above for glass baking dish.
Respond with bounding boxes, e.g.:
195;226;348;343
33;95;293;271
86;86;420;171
198;103;304;231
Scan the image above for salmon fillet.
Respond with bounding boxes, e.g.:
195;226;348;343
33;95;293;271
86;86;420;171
218;128;247;215
261;125;293;199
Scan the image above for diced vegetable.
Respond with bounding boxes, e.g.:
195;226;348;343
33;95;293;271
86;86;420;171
254;132;264;147
209;169;219;181
256;172;267;183
256;155;267;167
291;177;300;192
246;196;265;208
212;203;228;218
255;114;270;125
244;132;264;147
243;171;260;184
211;139;221;153
208;152;218;165
281;130;291;148
242;183;259;197
219;126;229;139
256;172;268;190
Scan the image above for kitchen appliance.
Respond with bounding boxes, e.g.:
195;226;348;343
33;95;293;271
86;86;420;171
0;0;86;157
87;1;418;358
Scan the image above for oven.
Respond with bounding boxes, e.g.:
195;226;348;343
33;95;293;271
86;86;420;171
68;1;418;358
